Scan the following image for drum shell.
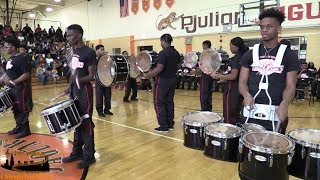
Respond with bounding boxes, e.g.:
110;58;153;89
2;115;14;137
0;90;13;112
239;144;290;180
288;143;320;179
204;134;240;162
111;55;128;85
305;152;320;180
41;100;82;135
183;124;207;150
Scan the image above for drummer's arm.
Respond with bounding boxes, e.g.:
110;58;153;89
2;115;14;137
211;69;239;80
144;64;164;78
78;65;95;83
7;72;30;86
239;67;254;109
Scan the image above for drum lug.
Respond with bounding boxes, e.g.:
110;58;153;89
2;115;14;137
238;141;243;154
248;150;252;162
301;147;306;159
223;139;227;151
269;154;273;167
200;128;203;138
184;125;188;135
288;153;293;165
205;137;208;146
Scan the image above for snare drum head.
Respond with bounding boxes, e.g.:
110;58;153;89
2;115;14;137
136;51;152;72
128;56;141;78
184;51;198;69
199;49;221;74
41;99;74;115
96;55;115;87
182;111;223;126
242;123;266;132
206;123;241;138
288;129;320;147
243;132;293;154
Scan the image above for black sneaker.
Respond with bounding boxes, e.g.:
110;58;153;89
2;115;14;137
130;98;138;101
123;99;130;103
104;110;113;115
168;127;174;131
14;129;31;139
8;127;20;135
76;158;96;169
62;155;83;163
154;127;168;132
98;112;105;117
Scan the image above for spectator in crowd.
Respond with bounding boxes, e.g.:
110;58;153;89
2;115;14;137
36;62;49;85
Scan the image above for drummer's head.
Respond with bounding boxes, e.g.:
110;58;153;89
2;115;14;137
160;33;173;49
67;24;83;46
202;40;211;51
95;45;105;58
122;51;129;57
3;35;20;55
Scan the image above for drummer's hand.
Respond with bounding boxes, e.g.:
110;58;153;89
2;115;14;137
64;87;70;94
244;95;255;111
276;101;289;122
3;78;10;86
209;71;219;79
143;73;150;79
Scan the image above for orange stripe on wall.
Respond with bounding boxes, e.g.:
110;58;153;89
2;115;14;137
130;35;135;55
186;44;192;53
98;39;102;45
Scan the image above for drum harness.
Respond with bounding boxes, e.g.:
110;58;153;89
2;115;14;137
243;44;287;132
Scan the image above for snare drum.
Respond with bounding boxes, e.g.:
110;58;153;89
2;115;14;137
204;123;242;162
181;111;223;150
0;89;13;113
96;54;129;87
239;131;294;180
241;123;266;134
287;129;320;179
41;99;82;135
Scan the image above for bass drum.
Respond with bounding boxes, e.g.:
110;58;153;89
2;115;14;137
184;51;198;69
96;54;129;87
199;48;222;74
128;56;141;78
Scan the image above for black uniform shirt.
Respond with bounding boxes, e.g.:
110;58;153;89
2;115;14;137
6;54;30;80
157;46;181;78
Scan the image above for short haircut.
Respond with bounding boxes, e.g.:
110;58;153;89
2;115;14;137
259;8;286;25
95;44;104;50
67;24;84;37
280;39;291;46
4;35;20;49
160;33;173;44
202;40;211;48
122;51;128;55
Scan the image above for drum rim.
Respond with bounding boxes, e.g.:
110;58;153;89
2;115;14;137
241;131;294;154
288;128;320;149
309;152;320;159
199;48;221;74
205;123;242;138
181;111;223;127
241;123;266;132
136;50;152;72
41;99;74;116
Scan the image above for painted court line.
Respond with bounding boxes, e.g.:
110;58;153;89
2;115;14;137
34;101;184;143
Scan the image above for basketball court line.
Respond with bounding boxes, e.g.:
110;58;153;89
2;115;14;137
33;101;184;143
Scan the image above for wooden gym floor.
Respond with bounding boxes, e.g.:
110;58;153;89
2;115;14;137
1;82;319;180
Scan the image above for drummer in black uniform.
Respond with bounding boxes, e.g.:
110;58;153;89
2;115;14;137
143;33;181;132
95;44;113;116
62;24;96;169
200;40;214;111
123;51;138;103
1;36;32;139
239;8;300;134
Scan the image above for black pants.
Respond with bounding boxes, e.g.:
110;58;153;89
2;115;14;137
200;73;213;111
95;79;111;113
223;81;243;125
188;76;199;90
241;117;288;134
153;76;177;128
9;82;32;130
70;82;95;162
140;79;152;90
123;77;137;100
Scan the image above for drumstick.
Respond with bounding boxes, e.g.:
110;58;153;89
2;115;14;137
275;121;281;133
136;64;144;73
50;92;66;102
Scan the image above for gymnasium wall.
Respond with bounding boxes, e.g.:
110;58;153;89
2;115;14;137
40;0;320;66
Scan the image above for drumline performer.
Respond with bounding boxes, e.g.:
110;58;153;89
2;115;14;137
123;50;138;103
1;36;32;139
239;8;300;134
210;37;248;125
62;24;96;169
143;33;181;132
95;45;113;117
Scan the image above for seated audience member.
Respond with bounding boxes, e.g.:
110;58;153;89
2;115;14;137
36;62;49;85
297;62;314;99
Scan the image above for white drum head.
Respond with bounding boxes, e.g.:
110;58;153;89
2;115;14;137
288;129;320;147
206;123;241;138
184;51;198;68
128;56;140;78
199;49;221;74
242;123;266;132
96;55;115;87
181;111;223;126
136;51;152;72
